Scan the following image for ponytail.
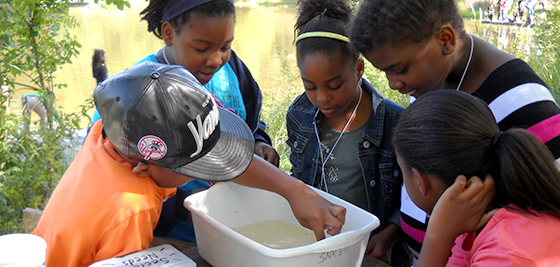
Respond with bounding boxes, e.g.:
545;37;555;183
494;129;560;217
295;0;352;32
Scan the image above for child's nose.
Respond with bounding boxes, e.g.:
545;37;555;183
315;89;330;103
386;73;403;90
206;51;225;67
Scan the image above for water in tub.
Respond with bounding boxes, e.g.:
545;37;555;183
233;219;317;249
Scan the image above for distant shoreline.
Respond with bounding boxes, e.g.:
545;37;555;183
69;2;88;7
480;19;532;27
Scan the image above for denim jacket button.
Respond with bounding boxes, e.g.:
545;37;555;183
394;170;399;177
294;141;298;148
369;180;376;187
362;141;370;148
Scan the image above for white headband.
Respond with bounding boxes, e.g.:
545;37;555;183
295;31;350;44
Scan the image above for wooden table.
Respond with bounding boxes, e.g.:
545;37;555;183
180;247;392;267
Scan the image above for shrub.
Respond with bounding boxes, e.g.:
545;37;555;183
0;89;92;234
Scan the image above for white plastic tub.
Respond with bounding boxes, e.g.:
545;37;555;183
184;182;380;267
0;233;46;267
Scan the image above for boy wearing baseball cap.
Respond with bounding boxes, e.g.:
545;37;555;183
33;62;345;267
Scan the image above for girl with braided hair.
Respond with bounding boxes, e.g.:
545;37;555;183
93;0;279;166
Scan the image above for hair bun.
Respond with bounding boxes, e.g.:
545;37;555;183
296;0;352;30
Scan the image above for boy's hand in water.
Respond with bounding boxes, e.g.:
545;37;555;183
285;181;346;240
232;155;345;241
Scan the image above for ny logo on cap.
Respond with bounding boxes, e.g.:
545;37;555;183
138;135;168;160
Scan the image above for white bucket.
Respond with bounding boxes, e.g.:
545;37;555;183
0;234;46;267
184;182;380;267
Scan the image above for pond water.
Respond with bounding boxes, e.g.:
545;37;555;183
12;0;298;127
11;0;532;128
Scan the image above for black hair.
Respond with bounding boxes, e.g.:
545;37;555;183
92;49;105;77
350;0;465;54
393;90;560;218
294;0;359;67
140;0;235;39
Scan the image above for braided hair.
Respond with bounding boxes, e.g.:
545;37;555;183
140;0;235;39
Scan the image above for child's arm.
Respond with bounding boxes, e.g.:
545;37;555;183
254;140;280;167
366;223;401;263
233;155;346;240
416;175;496;267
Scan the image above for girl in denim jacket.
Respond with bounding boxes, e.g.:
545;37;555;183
286;0;409;265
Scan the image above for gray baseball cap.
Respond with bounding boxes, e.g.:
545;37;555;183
94;61;254;181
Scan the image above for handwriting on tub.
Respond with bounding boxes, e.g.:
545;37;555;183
318;246;351;264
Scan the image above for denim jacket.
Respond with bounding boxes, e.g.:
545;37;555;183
286;79;403;234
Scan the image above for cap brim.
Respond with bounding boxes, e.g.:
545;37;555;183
171;107;255;182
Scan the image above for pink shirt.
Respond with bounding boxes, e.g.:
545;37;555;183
447;205;560;267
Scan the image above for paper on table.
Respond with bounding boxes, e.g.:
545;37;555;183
89;244;197;267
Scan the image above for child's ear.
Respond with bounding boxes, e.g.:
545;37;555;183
356;57;365;80
162;21;175;46
411;168;429;196
132;162;151;178
438;24;457;56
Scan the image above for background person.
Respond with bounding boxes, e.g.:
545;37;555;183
91;49;109;125
487;4;495;21
21;93;47;130
92;49;108;85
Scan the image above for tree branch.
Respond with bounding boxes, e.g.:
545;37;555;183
6;0;21;16
1;61;35;81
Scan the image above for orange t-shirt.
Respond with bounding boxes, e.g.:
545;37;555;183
33;121;176;267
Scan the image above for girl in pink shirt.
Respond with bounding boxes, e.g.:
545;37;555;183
392;90;560;267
